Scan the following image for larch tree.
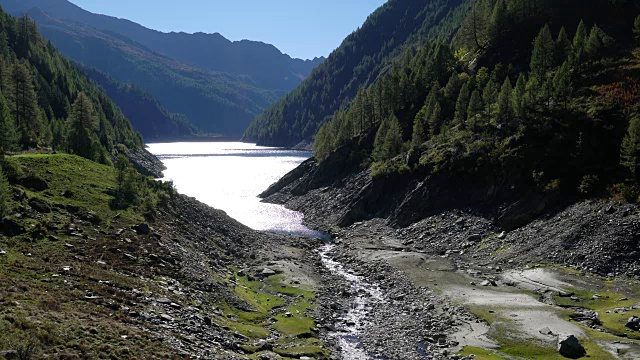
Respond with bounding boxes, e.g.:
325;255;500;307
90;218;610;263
7;62;39;147
555;27;572;65
0;92;17;151
467;89;484;128
68;92;99;159
512;73;527;118
552;61;572;109
530;24;555;83
497;77;514;123
454;82;470;125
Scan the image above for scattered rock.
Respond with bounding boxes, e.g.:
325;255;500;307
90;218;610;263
557;334;586;359
259;268;276;277
626;316;640;331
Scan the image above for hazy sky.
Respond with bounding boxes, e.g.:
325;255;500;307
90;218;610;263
67;0;387;60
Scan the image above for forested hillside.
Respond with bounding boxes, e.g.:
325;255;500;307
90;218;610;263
0;9;141;163
0;0;324;92
1;0;325;137
308;0;640;226
16;9;281;136
244;0;472;147
79;66;198;141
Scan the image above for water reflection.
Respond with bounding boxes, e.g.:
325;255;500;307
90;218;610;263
147;142;324;238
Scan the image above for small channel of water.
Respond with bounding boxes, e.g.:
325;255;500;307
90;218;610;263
318;244;385;360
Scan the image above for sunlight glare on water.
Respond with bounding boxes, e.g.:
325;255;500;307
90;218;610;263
147;142;323;238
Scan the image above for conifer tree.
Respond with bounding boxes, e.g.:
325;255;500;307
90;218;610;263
622;115;640;181
530;25;555;83
411;110;428;147
497;77;514;123
489;0;508;40
0;93;17;151
552;61;572;109
68;92;99;159
572;20;587;73
634;15;640;41
467;90;484;128
555;27;572;65
443;72;461;103
585;26;603;58
483;78;499;119
454;82;470;125
512;73;527;118
373;117;391;161
383;115;404;160
428;102;442;136
7;62;39;147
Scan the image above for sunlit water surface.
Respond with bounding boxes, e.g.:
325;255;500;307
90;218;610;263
147;142;324;238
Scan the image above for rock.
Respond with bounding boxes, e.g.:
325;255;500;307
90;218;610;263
467;234;482;242
0;350;18;359
259;268;276;277
156;297;172;304
480;280;491;286
28;198;52;213
497;194;547;231
557;334;586;359
1;217;26;237
159;314;174;322
626;316;640;331
133;223;150;235
539;327;553;335
21;176;48;191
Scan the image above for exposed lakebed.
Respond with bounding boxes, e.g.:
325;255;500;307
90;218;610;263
148;141;381;359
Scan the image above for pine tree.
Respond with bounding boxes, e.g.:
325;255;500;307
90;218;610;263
411;110;428;147
555;27;572;65
512;73;527;118
489;0;508;40
7;62;39;147
68;93;99;159
373;117;391;161
552;61;572;109
573;20;587;50
621;115;640;181
530;24;555;83
454;82;470;125
0;93;17;151
467;90;484;128
585;26;603;58
443;71;461;103
497;77;514;123
572;20;587;74
483;78;499;119
428;102;442;136
383;115;404;160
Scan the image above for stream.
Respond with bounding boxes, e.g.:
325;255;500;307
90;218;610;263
318;244;385;359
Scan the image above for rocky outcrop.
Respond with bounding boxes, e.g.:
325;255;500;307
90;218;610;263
125;148;166;178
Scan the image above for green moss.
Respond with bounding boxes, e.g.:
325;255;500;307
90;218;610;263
459;346;506;360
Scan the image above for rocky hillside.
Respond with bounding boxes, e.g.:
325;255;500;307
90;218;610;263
0;154;329;359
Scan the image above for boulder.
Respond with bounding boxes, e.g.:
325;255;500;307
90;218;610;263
557;334;586;358
133;223;150;235
28;198;52;213
21;176;48;191
259;268;277;277
626;316;640;331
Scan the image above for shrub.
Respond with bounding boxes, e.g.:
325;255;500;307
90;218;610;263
621;183;640;203
578;175;599;196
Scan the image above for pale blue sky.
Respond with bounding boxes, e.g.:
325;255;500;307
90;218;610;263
68;0;387;60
